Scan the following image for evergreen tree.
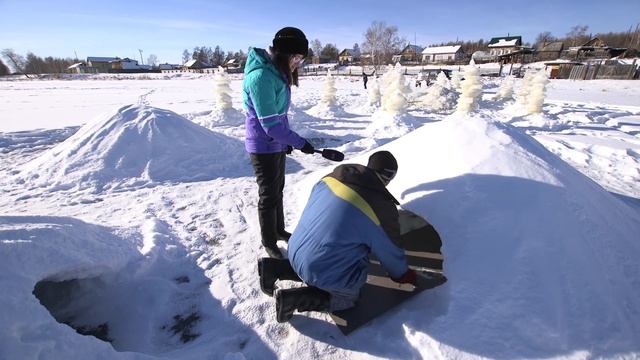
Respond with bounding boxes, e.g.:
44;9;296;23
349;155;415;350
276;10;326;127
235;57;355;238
320;44;339;62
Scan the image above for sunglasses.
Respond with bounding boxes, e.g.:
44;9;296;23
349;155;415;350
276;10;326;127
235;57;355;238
291;54;306;66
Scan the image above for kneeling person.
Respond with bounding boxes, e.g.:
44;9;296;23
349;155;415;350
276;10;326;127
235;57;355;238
259;151;416;322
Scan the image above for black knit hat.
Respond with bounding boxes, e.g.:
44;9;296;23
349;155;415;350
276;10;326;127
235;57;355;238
367;151;398;183
272;27;309;57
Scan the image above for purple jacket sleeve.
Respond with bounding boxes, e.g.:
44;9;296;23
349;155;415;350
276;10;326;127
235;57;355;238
262;114;306;149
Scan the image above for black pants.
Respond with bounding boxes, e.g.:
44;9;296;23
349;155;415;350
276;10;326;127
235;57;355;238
250;152;286;248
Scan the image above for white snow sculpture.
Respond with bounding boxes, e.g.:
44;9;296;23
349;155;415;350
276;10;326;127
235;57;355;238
450;71;463;91
456;66;482;114
515;69;534;108
320;69;337;106
367;77;381;106
526;69;549;114
493;76;515;101
380;64;410;115
213;66;233;109
421;72;458;112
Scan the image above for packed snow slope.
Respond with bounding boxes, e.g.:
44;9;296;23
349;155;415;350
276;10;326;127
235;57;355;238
13;105;249;192
379;115;640;358
289;114;640;359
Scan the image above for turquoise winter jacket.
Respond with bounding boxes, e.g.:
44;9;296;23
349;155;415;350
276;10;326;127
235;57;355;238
242;48;306;153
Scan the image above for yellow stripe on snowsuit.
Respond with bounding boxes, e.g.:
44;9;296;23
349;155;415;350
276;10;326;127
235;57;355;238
322;177;380;226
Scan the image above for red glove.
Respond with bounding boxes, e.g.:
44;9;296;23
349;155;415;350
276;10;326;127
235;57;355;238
393;269;417;285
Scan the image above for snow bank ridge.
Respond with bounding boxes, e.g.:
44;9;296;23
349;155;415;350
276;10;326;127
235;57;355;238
15;104;249;192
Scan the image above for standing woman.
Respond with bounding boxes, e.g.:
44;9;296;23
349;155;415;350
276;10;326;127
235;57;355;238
243;27;315;259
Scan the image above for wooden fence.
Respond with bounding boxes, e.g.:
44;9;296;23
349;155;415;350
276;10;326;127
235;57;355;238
562;62;638;80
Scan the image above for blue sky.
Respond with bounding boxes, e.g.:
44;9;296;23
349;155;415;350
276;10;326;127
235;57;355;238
1;0;638;64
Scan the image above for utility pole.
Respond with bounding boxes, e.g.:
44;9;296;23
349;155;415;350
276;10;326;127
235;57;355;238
138;49;144;64
74;50;79;62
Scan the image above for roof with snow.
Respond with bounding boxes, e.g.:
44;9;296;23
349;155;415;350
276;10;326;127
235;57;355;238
488;36;522;47
422;45;463;55
183;59;211;68
67;62;87;69
339;48;361;57
400;44;424;53
86;57;119;62
538;41;564;52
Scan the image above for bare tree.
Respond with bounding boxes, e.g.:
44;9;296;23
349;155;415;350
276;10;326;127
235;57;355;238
1;48;29;78
147;54;158;67
567;25;589;46
362;21;405;69
182;49;191;64
0;59;9;75
211;46;224;66
535;31;556;48
311;39;323;58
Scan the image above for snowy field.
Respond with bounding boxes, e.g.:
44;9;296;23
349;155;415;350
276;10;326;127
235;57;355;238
1;70;639;359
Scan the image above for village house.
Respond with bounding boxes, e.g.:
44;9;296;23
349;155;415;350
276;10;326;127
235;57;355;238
222;57;246;73
66;62;97;74
181;59;211;72
536;41;564;61
338;48;361;65
392;44;424;64
158;63;181;70
421;45;465;64
487;36;522;56
110;58;152;71
86;57;119;73
566;37;627;60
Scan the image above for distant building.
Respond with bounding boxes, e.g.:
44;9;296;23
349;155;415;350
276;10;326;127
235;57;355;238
338;48;361;65
392;44;424;63
566;38;626;60
182;59;210;70
110;58;152;71
222;58;245;73
471;51;495;63
66;62;97;74
536;41;564;61
86;57;119;73
487;36;522;56
158;63;181;70
421;45;465;63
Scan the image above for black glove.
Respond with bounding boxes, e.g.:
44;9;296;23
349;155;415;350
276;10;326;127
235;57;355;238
392;269;417;285
300;140;315;154
285;145;293;155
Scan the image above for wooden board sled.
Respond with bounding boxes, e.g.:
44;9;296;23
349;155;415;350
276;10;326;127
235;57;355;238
329;209;447;335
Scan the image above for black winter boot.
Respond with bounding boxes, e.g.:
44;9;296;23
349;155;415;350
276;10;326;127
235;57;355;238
263;243;283;259
258;258;302;296
274;286;331;323
277;230;291;242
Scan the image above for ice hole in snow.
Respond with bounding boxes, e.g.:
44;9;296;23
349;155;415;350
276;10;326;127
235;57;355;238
33;277;116;345
32;273;202;354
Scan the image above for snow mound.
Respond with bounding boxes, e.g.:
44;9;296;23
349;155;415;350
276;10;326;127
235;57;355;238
305;102;344;119
389;115;640;358
15;105;248;192
365;111;422;139
293;114;640;358
194;107;245;128
0;216;140;358
0;216;266;358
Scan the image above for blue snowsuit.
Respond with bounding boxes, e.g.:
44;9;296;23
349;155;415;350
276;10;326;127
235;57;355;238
288;164;409;300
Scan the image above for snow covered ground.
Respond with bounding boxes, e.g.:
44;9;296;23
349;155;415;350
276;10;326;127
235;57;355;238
1;71;639;359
